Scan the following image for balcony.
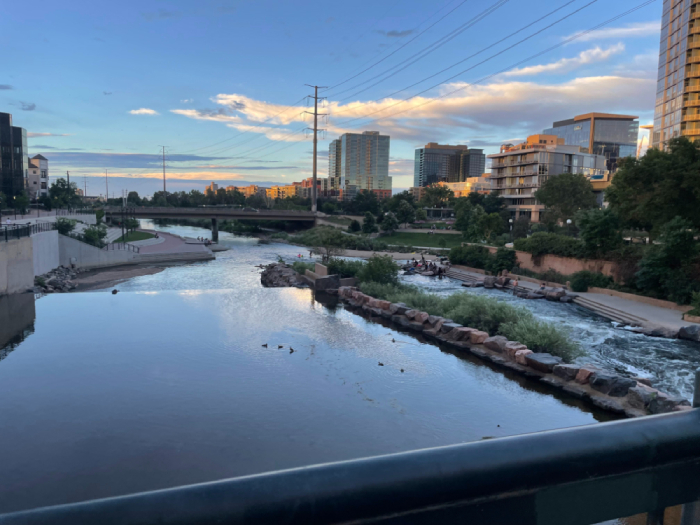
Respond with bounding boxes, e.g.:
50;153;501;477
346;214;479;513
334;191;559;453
682;113;700;122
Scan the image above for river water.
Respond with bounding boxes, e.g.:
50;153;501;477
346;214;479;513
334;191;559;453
0;222;692;520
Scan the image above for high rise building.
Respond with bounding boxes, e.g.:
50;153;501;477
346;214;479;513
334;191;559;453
327;131;391;200
543;113;639;172
488;134;607;222
0;112;28;198
413;143;485;187
652;0;698;149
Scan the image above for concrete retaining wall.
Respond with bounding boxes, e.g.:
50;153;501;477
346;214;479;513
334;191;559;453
0;293;35;349
58;234;140;269
0;237;34;295
32;230;60;276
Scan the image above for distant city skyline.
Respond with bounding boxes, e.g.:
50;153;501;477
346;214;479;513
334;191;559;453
1;0;662;196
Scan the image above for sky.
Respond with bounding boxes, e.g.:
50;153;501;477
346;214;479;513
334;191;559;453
0;0;661;197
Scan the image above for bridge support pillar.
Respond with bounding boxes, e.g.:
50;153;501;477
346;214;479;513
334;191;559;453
211;218;219;242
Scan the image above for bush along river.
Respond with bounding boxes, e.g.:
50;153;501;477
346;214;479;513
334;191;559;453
0;221;694;518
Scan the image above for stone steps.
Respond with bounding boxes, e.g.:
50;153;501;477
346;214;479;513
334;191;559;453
573;296;648;327
445;269;482;284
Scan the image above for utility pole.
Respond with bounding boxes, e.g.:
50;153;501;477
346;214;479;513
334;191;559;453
84;176;87;198
66;171;71;212
159;146;167;194
305;85;327;213
105;169;109;205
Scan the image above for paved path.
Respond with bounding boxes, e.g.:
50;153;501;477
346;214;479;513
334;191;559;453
137;231;212;255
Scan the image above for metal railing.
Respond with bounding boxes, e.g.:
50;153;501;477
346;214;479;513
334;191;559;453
102;242;140;254
1;221;56;242
2;404;700;523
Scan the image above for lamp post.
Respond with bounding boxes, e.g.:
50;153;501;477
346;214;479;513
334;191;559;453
13;196;16;220
566;218;572;237
509;218;514;241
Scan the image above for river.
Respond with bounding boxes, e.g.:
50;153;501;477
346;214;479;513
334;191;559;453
0;223;691;522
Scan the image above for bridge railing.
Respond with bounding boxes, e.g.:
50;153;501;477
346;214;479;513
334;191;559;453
102;242;140;254
2;395;700;524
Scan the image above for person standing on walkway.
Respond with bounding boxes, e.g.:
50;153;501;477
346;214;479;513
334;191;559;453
512;279;519;295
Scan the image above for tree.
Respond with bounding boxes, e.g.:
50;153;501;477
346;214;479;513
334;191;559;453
606;137;700;235
82;224;108;248
357;255;399;285
95;208;105;224
13;192;29;214
381;212;399;234
512;216;529;240
362;211;378;234
348;219;361;233
483;191;507;215
125;218;140;233
415;208;427;222
350;190;380;215
575;208;623;257
534;173;598;226
314;227;346;263
127;191;142;206
321;202;337;214
39;195;52;210
420;184;454;208
386;191;415;213
479;212;505;241
49;178;81;209
396;199;416;227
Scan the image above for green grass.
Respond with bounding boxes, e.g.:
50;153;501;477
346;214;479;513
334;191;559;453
115;231;155;243
322;216;352;226
381;231;463;248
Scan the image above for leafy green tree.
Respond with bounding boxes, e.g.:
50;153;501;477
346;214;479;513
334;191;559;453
95;208;105;224
127;191;142;206
386;191;415;213
479;212;505;242
14;192;29;214
125;218;140;233
635;216;700;303
420;184;454;208
512;216;529;240
39;195;52;210
357;255;399;285
396;199;416;227
575;208;623;258
362;211;378;234
82;224;108;248
321;202;337;214
606;137;700;234
49;178;81;209
348;219;361;233
483;191;507;215
415;208;427;222
381;212;399;234
55;218;76;235
350;190;380;215
534;173;598;226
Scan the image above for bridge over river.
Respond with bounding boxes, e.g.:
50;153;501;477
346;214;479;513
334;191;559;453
104;207;317;240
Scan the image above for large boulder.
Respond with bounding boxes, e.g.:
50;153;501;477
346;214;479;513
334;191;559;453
649;392;691;414
483;336;509;353
525;353;563;373
377;300;392;310
495;276;510;287
525;293;545;300
505;342;527;359
515;349;533;365
679;324;700;342
553;364;581;381
640;325;679;339
483;276;497;289
389;303;409;315
560;295;575;304
545;289;566;302
575;366;600;385
414;311;430;324
469;331;490;345
404;309;418;320
589;372;636;397
627;385;657;410
441;322;462;334
453;327;476;341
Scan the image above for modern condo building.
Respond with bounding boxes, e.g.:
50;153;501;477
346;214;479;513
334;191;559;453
652;0;699;148
27;154;49;200
488;134;607;222
543;113;638;172
0;112;28;198
328;131;391;200
413;143;485;187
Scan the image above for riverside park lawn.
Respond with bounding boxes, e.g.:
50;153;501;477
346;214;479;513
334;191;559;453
381;231;464;249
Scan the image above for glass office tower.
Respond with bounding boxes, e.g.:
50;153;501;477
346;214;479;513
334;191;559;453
0;112;28;198
652;0;700;148
543;113;639;172
329;131;391;200
413;143;486;187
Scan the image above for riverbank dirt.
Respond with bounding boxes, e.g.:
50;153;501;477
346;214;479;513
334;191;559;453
71;266;165;292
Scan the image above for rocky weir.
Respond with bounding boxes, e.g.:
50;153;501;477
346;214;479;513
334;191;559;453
260;262;306;288
34;266;81;294
337;286;692;418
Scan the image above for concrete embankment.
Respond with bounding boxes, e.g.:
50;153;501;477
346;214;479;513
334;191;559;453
336;286;691;418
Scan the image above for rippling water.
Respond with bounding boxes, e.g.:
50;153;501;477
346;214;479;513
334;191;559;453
0;223;615;514
400;273;700;400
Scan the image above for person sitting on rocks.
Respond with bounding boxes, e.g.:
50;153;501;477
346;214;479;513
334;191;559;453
540;282;546;292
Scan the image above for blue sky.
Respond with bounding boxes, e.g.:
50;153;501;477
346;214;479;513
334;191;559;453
1;0;661;197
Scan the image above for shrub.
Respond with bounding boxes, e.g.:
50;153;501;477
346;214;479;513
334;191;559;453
357;255;399;285
81;224;107;248
514;232;586;259
348;220;361;233
358;283;580;360
291;261;314;274
55;218;76;235
448;245;491;268
570;271;613;292
487;247;517;275
326;258;365;278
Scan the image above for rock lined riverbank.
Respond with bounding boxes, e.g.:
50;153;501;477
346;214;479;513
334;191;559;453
337;286;691;418
34;266;81;293
260;262;305;288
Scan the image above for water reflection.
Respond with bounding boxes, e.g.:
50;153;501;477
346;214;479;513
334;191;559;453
0;294;35;362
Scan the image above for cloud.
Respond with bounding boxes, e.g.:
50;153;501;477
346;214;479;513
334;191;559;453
103;91;112;95
39;152;253;169
181;98;193;103
377;29;415;38
27;132;71;138
0;85;12;90
31;145;84;151
503;44;625;77
142;9;178;21
566;21;660;43
129;108;159;115
20;102;36;111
